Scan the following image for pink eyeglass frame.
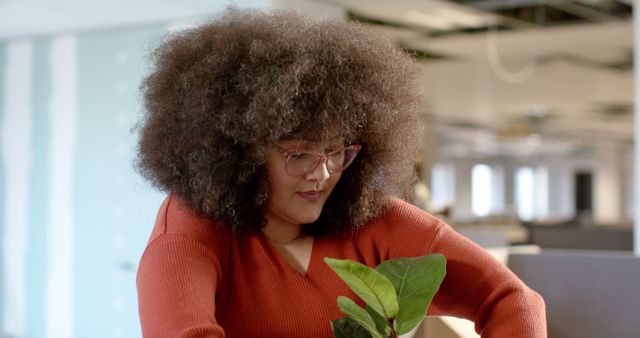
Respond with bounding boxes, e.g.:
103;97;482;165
273;144;362;176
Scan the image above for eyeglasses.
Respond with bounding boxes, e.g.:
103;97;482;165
274;144;362;176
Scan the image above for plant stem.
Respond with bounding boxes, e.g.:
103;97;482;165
387;318;397;338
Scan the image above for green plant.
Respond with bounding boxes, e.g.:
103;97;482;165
324;254;446;338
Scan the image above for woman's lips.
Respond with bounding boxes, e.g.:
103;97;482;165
297;190;323;201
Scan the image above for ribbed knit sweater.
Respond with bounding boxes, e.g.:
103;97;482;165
137;195;546;337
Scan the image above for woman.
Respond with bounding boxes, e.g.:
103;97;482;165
136;9;546;337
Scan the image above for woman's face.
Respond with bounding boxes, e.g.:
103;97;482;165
265;139;343;227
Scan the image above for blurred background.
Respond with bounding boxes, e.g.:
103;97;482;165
0;0;637;337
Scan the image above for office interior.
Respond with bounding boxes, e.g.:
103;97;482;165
0;0;637;337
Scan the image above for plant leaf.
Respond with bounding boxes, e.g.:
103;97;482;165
375;254;446;335
365;305;392;337
325;257;399;319
337;296;385;338
331;318;373;338
331;317;373;338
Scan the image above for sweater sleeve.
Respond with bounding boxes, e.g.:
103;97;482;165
137;233;225;338
427;221;547;337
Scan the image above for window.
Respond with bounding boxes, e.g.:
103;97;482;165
516;167;534;221
516;166;549;221
431;162;455;211
472;164;492;217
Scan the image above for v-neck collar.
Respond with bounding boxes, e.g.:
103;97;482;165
258;234;321;278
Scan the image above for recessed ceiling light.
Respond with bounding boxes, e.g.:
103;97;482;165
528;133;542;147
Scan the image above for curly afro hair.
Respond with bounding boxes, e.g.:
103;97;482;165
136;8;423;236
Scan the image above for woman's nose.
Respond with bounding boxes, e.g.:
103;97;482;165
305;159;331;182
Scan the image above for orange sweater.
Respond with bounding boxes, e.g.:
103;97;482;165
137;195;546;337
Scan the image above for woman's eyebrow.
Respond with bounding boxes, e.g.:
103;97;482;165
279;138;345;150
277;139;307;150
